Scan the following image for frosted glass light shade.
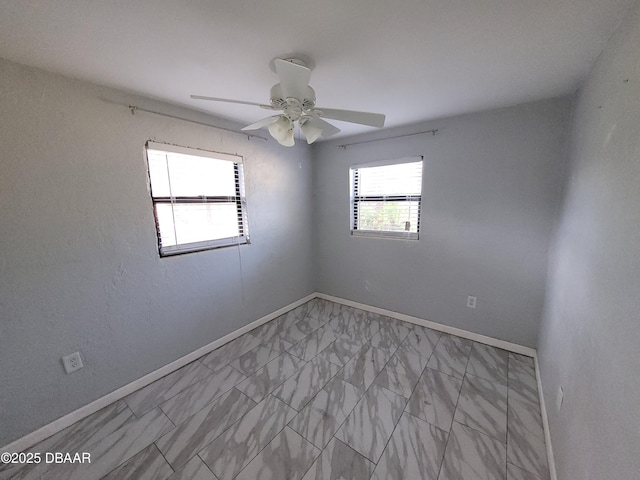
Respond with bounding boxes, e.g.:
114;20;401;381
268;115;295;146
300;121;323;144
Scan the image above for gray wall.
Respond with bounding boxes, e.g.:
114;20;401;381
313;98;572;348
537;1;640;478
0;59;314;446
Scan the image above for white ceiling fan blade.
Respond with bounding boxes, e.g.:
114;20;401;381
314;108;385;128
190;95;275;110
301;117;341;144
274;59;311;100
307;117;341;137
241;116;280;131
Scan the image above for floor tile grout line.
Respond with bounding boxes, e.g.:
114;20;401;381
167;387;256;472
365;395;409;471
505;355;550;480
289;310;391;468
293;360;366;452
333;382;381;465
400;335;438;420
403;409;450;437
158;373;244;427
91;417;176;480
133;443;176;479
334;332;402;466
448;345;511;445
58;407;178;480
275;354;342;413
131;365;225;419
5;401;135;480
196;452;220;480
435;339;474;480
197;357;215;372
227;308;333;479
505;461;547;480
230;345;284;377
278;310;326;347
123;396;142;420
200;454;221;480
318;335;365;369
228;424;302;480
451;417;509;445
195;393;294;480
464;369;509;388
287;342;367;453
122;400;138;424
435;393;462;478
467;343;509;386
242;355;308;404
368;345;434;476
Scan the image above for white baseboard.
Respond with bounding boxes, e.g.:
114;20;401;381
320;293;554;475
1;292;316;454
534;355;558;480
5;291;540;454
317;293;536;357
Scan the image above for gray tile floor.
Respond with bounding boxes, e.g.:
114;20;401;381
0;299;550;480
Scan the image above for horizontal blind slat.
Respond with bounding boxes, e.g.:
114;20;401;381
351;158;423;236
146;144;249;256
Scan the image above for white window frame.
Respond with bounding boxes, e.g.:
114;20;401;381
349;156;423;240
145;141;249;257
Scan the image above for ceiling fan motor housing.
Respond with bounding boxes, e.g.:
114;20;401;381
270;84;316;112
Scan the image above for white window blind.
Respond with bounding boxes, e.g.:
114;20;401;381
145;142;249;256
351;157;423;239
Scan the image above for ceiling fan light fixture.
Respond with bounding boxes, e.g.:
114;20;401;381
192;55;385;148
268;115;295;146
300;119;323;144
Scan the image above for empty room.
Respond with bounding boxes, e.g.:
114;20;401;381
0;0;638;479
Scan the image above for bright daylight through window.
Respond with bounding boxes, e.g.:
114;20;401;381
351;157;423;239
145;142;249;256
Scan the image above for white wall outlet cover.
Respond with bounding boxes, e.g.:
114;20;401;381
467;295;477;309
62;352;84;374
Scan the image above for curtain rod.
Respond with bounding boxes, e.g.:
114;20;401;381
128;105;268;142
337;129;438;149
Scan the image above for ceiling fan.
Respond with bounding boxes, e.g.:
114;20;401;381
191;57;386;146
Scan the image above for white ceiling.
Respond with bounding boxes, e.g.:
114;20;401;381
0;0;634;138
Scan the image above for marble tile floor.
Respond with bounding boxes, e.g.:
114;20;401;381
0;299;550;480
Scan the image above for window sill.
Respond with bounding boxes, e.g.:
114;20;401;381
160;236;249;257
351;230;419;240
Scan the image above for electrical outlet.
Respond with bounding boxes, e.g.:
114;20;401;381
62;351;84;374
467;295;477;309
556;386;564;411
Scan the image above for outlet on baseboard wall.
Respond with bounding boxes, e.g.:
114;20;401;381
62;351;84;374
467;295;477;309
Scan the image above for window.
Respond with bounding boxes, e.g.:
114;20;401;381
350;157;423;239
145;142;249;256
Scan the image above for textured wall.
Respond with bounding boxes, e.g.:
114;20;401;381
537;1;640;478
313;98;571;347
0;59;314;446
